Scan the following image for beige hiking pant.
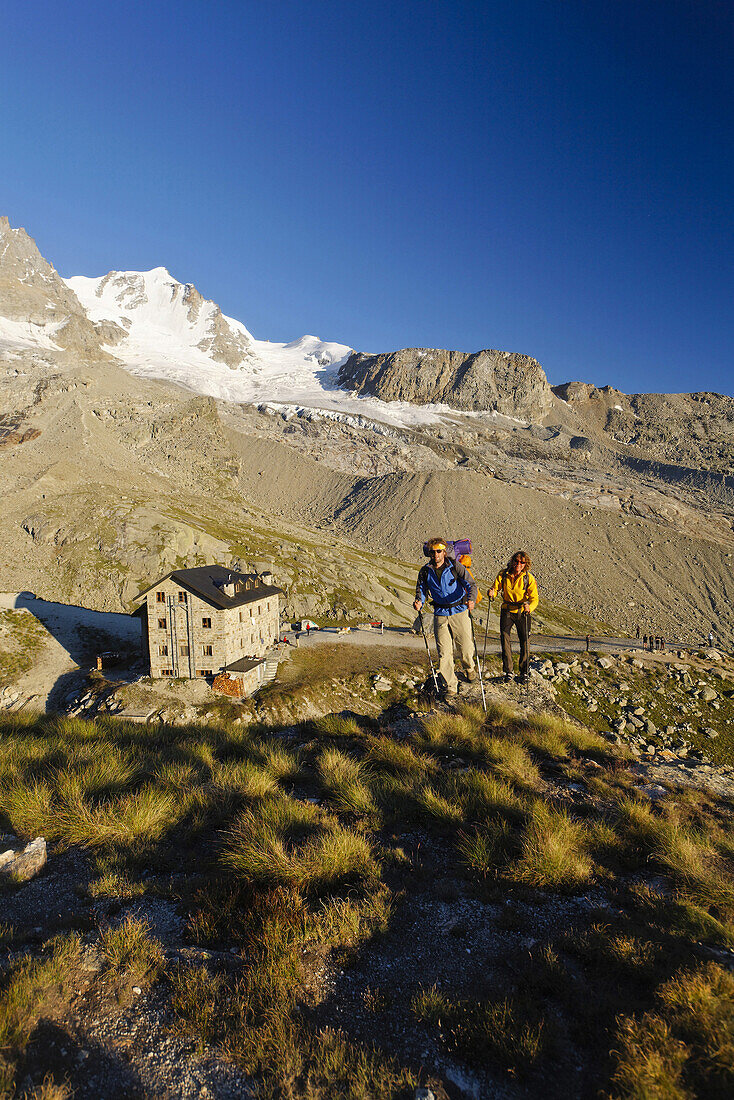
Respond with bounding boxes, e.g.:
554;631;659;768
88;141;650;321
434;610;475;693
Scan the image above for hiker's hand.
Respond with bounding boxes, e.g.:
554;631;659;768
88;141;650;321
522;602;530;613
413;599;423;611
467;599;475;611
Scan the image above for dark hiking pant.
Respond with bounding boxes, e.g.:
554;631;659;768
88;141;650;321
500;608;530;676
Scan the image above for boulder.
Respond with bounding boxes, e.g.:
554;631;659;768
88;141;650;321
0;836;47;882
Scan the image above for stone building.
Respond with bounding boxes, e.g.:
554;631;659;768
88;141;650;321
136;565;283;680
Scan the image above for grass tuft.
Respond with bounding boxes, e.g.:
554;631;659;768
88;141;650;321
317;748;376;815
514;802;593;890
100;915;165;994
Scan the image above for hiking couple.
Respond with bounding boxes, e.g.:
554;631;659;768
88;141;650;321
414;541;538;697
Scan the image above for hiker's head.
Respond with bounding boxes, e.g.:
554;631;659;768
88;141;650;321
508;551;530;575
426;538;447;565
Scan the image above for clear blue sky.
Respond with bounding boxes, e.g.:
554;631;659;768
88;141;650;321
2;0;732;395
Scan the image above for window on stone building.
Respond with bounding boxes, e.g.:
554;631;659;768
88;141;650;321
156;591;165;602
197;669;213;677
158;644;168;656
161;668;173;677
203;644;213;657
178;591;187;603
180;644;189;656
158;618;166;630
202;617;211;629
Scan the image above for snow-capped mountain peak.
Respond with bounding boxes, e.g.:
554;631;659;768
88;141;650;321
66;267;256;370
1;218;452;429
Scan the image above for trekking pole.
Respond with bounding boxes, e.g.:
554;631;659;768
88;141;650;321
524;609;531;696
418;608;441;697
469;611;487;715
481;594;491;678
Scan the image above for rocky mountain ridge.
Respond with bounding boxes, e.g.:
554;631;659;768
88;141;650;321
338;346;555;420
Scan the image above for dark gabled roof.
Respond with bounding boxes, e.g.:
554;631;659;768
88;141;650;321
134;565;284;611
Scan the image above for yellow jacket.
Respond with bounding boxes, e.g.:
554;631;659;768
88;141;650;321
489;569;539;614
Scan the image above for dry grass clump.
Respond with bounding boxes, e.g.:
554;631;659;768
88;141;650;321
629;883;734;949
2;779;55;838
518;710;619;768
521;711;572;758
615;798;734;924
0;934;82;1092
172;955;416;1098
609;962;734;1099
482;735;541;787
88;869;147;900
55;785;180;849
565;922;661;981
413;783;465;827
312;712;363;739
514;802;594;890
417;709;483;753
485;700;521;727
221;796;378;893
100;915;165;994
412;984;556;1075
17;1076;73;1100
458;819;518;877
174;876;404;1092
212;759;280;799
363;735;429;778
317;748;376;815
455;768;525;822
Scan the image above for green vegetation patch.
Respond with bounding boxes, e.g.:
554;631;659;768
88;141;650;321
0;608;48;682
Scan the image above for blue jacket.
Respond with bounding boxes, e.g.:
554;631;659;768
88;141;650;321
416;558;477;617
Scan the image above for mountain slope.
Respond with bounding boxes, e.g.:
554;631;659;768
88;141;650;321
1;216;732;644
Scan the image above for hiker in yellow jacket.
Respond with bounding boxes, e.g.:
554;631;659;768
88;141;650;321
489;551;539;685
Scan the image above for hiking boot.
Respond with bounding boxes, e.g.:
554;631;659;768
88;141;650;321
459;668;477;683
516;674;529;685
502;673;512;684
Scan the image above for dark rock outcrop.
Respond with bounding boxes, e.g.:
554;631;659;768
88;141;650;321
338;347;554;419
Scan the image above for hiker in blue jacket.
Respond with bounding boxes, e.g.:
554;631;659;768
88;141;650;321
414;538;477;698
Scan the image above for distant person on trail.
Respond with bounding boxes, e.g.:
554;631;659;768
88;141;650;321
708;631;715;647
489;551;539;685
636;625;640;639
414;538;477;699
306;622;311;637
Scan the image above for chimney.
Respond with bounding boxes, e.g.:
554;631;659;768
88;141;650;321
221;573;236;598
